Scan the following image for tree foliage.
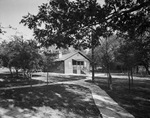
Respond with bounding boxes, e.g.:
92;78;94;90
21;0;108;48
0;24;4;34
0;36;42;78
41;48;58;72
105;0;150;35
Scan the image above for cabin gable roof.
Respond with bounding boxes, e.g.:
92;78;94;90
55;51;90;62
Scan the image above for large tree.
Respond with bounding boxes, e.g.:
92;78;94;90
21;0;109;81
88;35;122;89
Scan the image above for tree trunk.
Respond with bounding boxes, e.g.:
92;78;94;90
136;66;139;74
91;45;95;82
107;71;112;90
15;68;19;78
105;36;112;90
106;61;112;90
143;64;150;75
9;66;13;77
47;71;49;85
131;68;133;86
29;72;32;88
121;65;123;73
107;61;112;90
128;71;131;92
23;69;26;79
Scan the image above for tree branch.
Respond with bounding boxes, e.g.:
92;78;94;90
106;1;150;21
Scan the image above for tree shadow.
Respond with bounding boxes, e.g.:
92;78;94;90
32;73;87;83
0;84;100;117
32;74;42;77
0;72;44;88
86;76;150;118
0;71;87;88
0;73;12;81
48;75;87;83
111;72;150;78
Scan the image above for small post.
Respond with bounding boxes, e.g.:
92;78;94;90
30;72;32;88
47;71;49;85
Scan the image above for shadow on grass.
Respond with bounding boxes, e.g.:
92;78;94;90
86;76;150;118
0;71;86;88
0;84;100;118
0;73;12;81
32;74;42;77
48;75;87;83
32;73;87;83
0;73;44;88
111;72;150;78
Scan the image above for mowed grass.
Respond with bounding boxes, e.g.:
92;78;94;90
0;72;44;88
0;71;87;88
0;84;100;118
32;72;87;83
88;76;150;118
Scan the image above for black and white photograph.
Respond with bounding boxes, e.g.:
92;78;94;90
0;0;150;117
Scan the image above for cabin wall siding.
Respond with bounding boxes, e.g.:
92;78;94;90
64;53;90;74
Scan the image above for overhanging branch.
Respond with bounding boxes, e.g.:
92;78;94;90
106;1;150;21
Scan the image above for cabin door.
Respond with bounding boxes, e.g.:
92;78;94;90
72;60;84;74
73;60;77;74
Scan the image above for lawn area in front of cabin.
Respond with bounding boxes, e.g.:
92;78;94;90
0;67;87;88
0;72;44;88
32;72;87;83
0;84;100;118
86;74;150;118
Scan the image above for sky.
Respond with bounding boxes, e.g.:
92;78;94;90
0;0;104;42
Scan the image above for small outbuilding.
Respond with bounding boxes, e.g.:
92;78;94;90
54;51;90;74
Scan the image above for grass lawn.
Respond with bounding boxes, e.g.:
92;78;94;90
0;84;100;118
87;76;150;118
0;71;87;88
0;73;44;88
32;72;87;83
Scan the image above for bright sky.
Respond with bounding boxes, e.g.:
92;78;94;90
0;0;104;42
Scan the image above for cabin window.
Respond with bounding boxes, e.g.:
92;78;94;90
77;61;80;65
73;60;84;65
72;60;76;65
81;61;84;65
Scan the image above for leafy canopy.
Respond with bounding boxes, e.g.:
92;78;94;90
104;0;150;34
21;0;109;49
0;36;42;72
